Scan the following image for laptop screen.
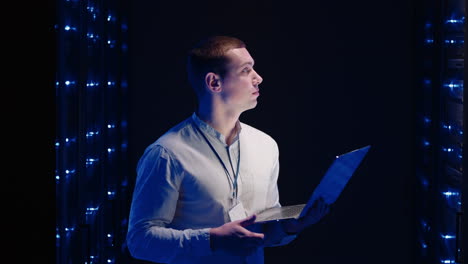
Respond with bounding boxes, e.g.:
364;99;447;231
300;145;370;217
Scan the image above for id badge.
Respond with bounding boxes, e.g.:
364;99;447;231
228;201;247;222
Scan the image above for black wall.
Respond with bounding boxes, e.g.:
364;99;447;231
127;1;416;263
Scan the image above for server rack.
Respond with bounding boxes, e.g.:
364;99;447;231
55;0;131;263
414;0;465;263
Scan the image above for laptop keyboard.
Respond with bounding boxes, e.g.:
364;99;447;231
256;204;306;222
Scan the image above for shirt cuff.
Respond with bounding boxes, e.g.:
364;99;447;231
189;228;212;256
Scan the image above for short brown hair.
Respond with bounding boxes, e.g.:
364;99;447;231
186;36;246;97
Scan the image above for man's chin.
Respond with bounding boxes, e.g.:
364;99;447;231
246;101;258;110
238;101;258;114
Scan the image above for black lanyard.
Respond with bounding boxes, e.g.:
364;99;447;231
193;121;241;200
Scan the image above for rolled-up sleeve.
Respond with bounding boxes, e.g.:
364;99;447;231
126;144;212;263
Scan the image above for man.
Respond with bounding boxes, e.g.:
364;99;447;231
126;35;330;264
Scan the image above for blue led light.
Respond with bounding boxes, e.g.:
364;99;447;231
442;191;459;197
423;140;430;147
423;117;431;123
86;158;99;166
445;82;462;89
444;39;463;44
86;5;97;13
107;124;115;128
65;80;76;86
441;234;456;239
441;260;455;264
420;218;431;232
444;80;464;101
86;207;99;214
442;147;453;152
445;18;464;24
107;40;116;47
86;81;100;87
64;25;77;31
107;188;117;199
86;131;100;137
425;39;434;44
86;33;100;43
66;137;76;144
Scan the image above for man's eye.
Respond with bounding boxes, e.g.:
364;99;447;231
242;68;252;73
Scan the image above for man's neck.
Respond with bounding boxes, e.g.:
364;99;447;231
196;105;241;146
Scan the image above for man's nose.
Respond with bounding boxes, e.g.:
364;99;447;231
253;70;263;85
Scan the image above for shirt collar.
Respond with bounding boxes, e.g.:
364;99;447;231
191;112;242;146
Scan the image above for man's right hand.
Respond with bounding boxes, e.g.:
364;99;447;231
209;214;265;256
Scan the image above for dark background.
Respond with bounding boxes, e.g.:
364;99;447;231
127;1;416;263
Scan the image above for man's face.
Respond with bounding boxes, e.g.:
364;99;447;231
220;47;263;112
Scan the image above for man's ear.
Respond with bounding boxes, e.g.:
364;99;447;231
205;72;222;92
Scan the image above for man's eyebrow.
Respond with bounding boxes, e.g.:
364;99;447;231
239;61;254;67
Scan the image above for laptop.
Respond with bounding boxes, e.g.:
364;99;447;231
254;145;371;224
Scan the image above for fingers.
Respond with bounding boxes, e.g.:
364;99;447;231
314;197;329;212
239;214;257;227
211;217;265;257
318;198;327;211
244;229;264;240
301;197;330;226
318;198;330;215
313;196;325;207
238;215;265;239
